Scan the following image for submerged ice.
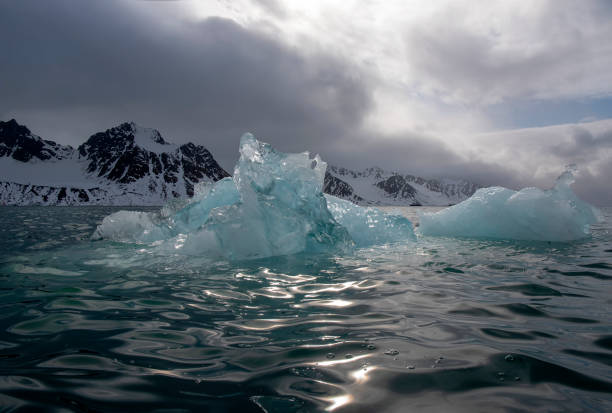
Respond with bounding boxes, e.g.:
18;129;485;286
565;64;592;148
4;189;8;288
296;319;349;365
94;134;415;259
418;165;602;242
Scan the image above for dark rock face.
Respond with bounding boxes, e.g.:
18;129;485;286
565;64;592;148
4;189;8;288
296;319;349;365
0;119;73;162
328;165;385;180
79;122;166;183
0;181;110;205
326;164;480;206
1;120;232;205
77;123;230;195
323;172;364;203
179;142;230;196
375;175;419;204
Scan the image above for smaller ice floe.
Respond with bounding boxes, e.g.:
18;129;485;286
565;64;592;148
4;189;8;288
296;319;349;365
93;133;415;259
418;165;602;242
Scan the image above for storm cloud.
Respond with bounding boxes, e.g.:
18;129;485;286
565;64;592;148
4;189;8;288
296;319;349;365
0;0;370;167
1;0;611;205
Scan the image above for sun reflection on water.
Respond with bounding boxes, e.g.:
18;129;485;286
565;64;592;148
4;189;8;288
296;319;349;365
325;394;352;411
350;365;376;384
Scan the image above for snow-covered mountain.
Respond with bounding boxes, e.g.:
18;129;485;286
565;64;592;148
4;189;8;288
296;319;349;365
0;119;229;205
324;166;479;206
0;119;479;206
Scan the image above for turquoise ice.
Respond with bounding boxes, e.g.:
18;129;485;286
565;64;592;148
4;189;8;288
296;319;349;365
418;165;602;242
93;133;415;259
325;195;416;246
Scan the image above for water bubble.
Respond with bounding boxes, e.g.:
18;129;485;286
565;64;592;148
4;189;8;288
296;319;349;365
326;353;335;359
345;354;354;359
384;349;399;356
504;354;515;362
406;365;415;370
367;344;376;350
514;376;521;381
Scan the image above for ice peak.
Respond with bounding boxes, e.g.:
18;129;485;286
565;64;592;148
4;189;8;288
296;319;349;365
238;133;263;163
555;164;578;189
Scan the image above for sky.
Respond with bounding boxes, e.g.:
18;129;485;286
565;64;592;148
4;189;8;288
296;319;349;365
1;0;611;204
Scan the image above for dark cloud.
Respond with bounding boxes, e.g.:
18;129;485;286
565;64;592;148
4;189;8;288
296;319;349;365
0;0;610;205
551;127;612;159
573;161;612;206
0;0;370;167
326;131;524;189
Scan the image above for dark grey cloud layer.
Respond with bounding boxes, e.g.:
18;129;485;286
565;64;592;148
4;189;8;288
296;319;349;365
328;131;525;190
0;0;370;167
551;127;612;159
1;0;611;205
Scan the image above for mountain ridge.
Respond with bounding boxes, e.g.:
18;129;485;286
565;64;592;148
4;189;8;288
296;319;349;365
0;120;230;205
324;165;479;206
0;119;479;206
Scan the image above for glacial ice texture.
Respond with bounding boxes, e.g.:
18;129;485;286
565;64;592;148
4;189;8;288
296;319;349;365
325;195;416;246
418;165;602;242
94;133;415;259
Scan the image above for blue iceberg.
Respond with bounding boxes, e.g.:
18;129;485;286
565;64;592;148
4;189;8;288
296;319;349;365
418;165;602;242
94;133;415;259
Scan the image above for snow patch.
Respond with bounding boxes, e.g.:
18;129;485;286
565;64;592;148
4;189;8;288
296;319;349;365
131;125;176;154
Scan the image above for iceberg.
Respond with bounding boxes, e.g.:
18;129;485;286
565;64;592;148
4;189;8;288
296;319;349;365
418;165;602;242
93;133;415;259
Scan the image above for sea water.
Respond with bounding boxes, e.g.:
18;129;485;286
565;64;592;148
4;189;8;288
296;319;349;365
1;205;611;412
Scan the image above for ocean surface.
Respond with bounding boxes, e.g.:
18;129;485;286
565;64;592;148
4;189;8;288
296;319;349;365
0;206;611;412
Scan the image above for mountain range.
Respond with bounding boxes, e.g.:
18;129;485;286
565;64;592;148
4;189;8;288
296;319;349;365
0;119;479;206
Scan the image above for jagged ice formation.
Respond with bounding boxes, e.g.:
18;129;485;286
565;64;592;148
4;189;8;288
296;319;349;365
93;134;416;259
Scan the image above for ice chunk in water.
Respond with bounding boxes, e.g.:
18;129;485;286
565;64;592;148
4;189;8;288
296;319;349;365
92;177;239;243
94;134;418;258
195;133;354;258
94;133;358;258
418;165;602;242
92;210;168;243
326;195;416;246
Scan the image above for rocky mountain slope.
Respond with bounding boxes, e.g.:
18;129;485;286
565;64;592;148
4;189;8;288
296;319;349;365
324;166;479;206
0;119;479;206
0;120;229;205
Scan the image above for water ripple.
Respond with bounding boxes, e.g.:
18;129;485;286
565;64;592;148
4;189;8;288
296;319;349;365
0;206;611;411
